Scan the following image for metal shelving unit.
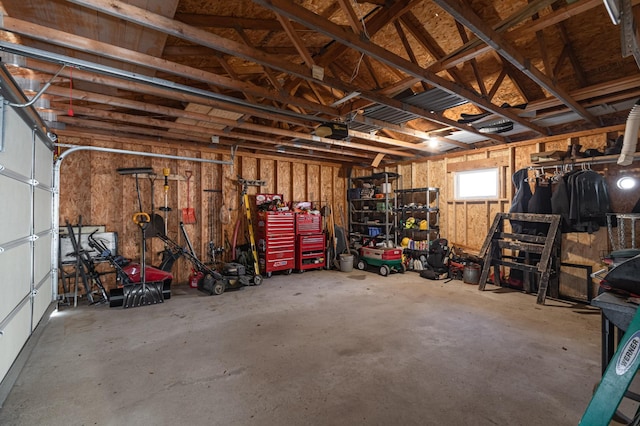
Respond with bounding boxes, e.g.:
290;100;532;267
348;172;400;247
395;187;440;257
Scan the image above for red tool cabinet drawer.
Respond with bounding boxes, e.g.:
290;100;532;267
258;211;295;234
296;233;325;271
296;213;322;234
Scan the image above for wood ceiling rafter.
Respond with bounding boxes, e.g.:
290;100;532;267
274;12;316;68
1;0;636;162
548;2;587;88
0;17;339;116
393;20;429;92
432;0;598;126
53;104;371;162
532;8;553;81
39;72;416;159
65;0;507;144
398;12;465;84
454;20;486;97
430;0;602;75
361;56;383;89
254;0;547;135
337;0;364;34
57;126;354;164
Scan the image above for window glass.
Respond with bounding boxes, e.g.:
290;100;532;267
455;168;499;199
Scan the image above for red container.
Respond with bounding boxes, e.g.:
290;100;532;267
189;270;204;288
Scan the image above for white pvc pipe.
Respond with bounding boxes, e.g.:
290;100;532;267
617;101;640;166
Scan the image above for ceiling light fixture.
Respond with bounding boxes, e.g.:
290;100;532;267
616;176;636;189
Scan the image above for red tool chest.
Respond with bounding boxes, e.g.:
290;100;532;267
295;213;323;234
296;233;326;271
257;211;295;277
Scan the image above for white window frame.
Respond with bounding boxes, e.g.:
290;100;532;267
454;168;499;200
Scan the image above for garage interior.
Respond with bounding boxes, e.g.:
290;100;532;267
1;0;640;424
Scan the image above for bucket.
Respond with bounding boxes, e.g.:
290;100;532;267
339;254;354;272
463;263;481;284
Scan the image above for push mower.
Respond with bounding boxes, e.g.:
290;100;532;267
154;218;263;296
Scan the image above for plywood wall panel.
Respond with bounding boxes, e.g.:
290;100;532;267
578;133;607;151
59;151;92;225
334;166;346;217
412;161;428;188
560;228;609;299
259;159;275;194
465;152;487;161
397;164;412;189
292;162;306;201
320;165;334;206
306;164;320;202
241;156;259;195
514;144;537;171
277;160;292;202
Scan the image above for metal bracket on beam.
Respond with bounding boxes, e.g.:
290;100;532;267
620;0;640;69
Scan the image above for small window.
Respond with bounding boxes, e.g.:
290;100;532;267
455;168;499;200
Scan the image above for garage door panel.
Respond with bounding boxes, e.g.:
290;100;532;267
0;302;31;385
0;244;31;323
32;275;52;331
34;141;53;187
0;177;30;242
34;234;52;284
2;108;33;175
34;188;51;234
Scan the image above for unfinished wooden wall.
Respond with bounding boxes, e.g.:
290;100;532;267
356;124;638;299
58;136;346;287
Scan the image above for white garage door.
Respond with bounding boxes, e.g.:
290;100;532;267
0;71;55;385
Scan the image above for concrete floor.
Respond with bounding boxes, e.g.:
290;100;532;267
0;270;603;425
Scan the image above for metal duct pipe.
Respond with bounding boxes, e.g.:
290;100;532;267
617;99;640;166
51;144;233;301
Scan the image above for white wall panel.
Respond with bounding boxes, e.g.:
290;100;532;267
2;108;33;175
0;303;31;385
0;177;31;243
0;244;31;323
34;233;51;286
34;188;51;234
34;140;52;187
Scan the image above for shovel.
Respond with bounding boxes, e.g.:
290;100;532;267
182;170;197;224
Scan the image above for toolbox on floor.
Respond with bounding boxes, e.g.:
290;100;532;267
257;211;296;277
296;233;325;271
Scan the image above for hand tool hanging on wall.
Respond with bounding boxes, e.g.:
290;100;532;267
182;170;197;224
159;167;171;236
